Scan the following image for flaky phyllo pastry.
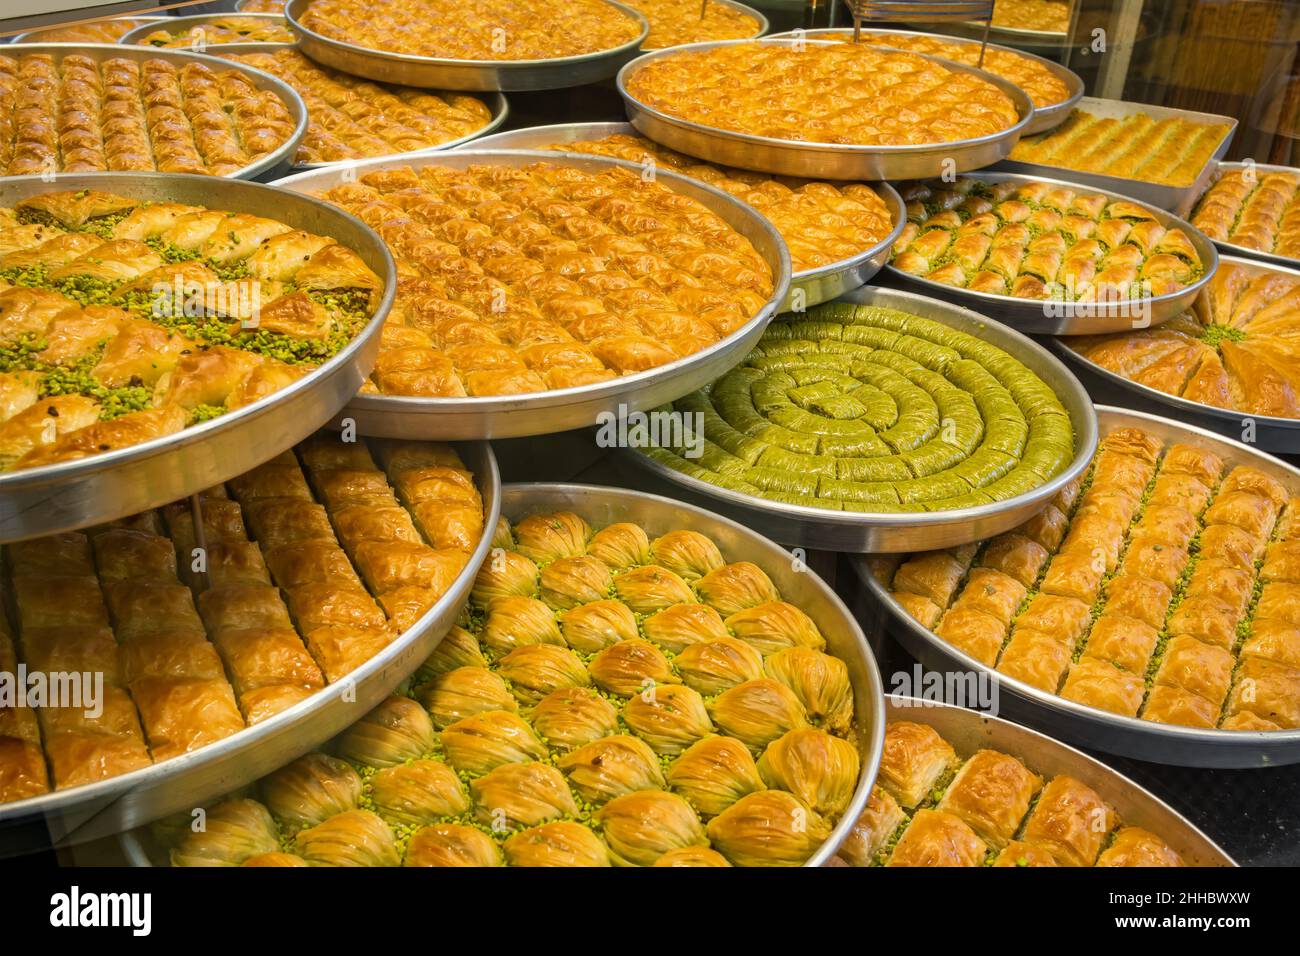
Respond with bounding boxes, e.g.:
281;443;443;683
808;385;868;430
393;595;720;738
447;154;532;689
0;52;297;177
0;434;483;804
222;50;495;166
299;0;644;61
1192;166;1300;260
645;301;1075;512
134;16;296;47
621;0;764;50
1070;262;1300;419
873;427;1300;731
838;720;1186;866
162;512;865;866
0;190;383;473
625;42;1022;147
538;133;894;274
312;162;774;398
893;176;1204;302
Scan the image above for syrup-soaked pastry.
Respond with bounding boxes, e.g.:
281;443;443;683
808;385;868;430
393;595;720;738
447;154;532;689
886;809;987;867
1096;827;1185;867
876;720;957;808
1193;167;1300;260
1021;775;1115;866
20;16;155;42
622;0;763;49
935;749;1041;849
134;16;296;47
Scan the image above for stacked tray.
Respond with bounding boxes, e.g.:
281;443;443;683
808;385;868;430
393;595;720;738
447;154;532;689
995;96;1237;213
470;121;905;310
624;286;1097;552
766;27;1083;135
272;149;791;440
851;406;1300;768
617;37;1034;181
117;483;887;867
283;0;650;92
0;436;499;848
12;16;167;43
118;13;296;51
0;173;395;541
883;171;1219;335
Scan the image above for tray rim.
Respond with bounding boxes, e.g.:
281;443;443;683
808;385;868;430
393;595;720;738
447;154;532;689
1051;254;1300;442
1190;160;1300;270
0;171;396;540
882;169;1220;334
271;148;792;438
0;441;501;843
0;42;309;183
852;404;1300;766
117;12;294;50
880;695;1237;867
622;284;1099;548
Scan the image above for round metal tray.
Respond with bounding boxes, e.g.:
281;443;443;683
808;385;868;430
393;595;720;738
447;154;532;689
119;13;294;51
876;696;1235;866
851;404;1300;769
1;43;308;182
117;480;886;867
272;148;791;440
0;172;395;542
284;0;651;92
623;285;1099;553
766;27;1083;135
885;171;1220;335
11;16;167;43
0;442;499;850
640;0;770;50
616;37;1034;181
1191;161;1300;270
469;121;905;311
212;42;510;172
1053;255;1300;453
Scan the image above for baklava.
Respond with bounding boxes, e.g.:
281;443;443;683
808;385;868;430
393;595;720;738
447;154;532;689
623;0;764;50
879;426;1300;731
644;300;1076;512
538;132;894;273
0;52;298;176
1069;261;1300;420
224;49;494;165
1192;166;1300;260
309;161;773;398
625;42;1021;146
0;190;382;474
17;17;155;42
134;16;296;48
892;175;1205;301
1009;110;1231;188
990;0;1072;33
299;0;643;60
0;434;483;804
162;510;863;866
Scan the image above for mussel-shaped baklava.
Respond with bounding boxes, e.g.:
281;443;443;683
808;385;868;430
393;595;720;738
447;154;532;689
707;790;831;867
589;639;680;697
171;799;280;867
709;679;809;750
596;790;708;866
260;753;362;831
294;809;401;867
621;684;714;755
666;735;766;816
529;688;619;751
696;563;780;616
405;824;504;867
613;565;696;613
757;728;860;816
513;513;591;564
764;647;854;733
503;821;611;867
440;710;548;775
369;759;469;825
650;531;725;581
558;600;639;652
557;735;666;804
539;556;613;609
417;665;517;727
725;602;826;656
674;638;766;695
470;761;581;829
496;645;590;704
641;603;730;654
334;696;436;768
471;551;540;605
481;596;565;655
586;523;652;569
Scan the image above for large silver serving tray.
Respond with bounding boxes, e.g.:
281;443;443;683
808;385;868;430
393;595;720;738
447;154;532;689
0;44;308;183
11;16;167;43
0;173;394;542
766;27;1083;135
623;285;1098;553
119;13;294;51
212;42;510;172
284;0;650;92
1053;256;1300;454
1189;161;1300;269
994;96;1238;213
851;405;1300;769
272;149;791;440
617;37;1034;181
469;121;904;311
0;443;499;851
875;697;1235;866
118;481;886;868
884;171;1219;335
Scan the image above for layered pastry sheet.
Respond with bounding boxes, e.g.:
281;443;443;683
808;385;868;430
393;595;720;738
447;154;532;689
893;176;1205;301
0;189;382;473
990;0;1072;32
225;49;495;165
1069;261;1300;419
298;0;644;61
645;301;1075;512
838;719;1185;866
625;42;1022;147
309;161;774;398
1192;166;1300;260
133;16;296;47
876;426;1300;731
162;510;862;866
0;51;298;176
1009;109;1231;187
0;435;484;804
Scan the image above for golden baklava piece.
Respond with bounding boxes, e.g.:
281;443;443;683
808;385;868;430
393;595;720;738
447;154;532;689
134;16;296;47
1193;166;1300;260
623;0;763;49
